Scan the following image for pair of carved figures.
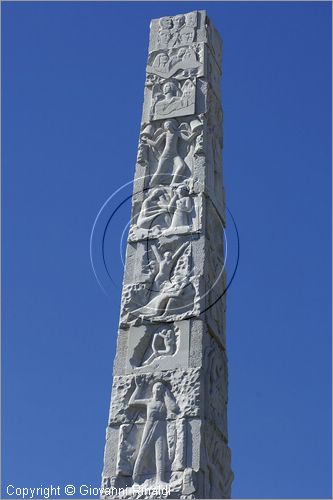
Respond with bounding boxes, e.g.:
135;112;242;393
150;46;200;79
130;183;194;242
122;241;197;325
157;13;197;50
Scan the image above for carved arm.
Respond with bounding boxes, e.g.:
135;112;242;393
144;132;165;149
128;379;149;407
180;129;200;143
151;245;161;263
151;333;160;353
171;241;189;265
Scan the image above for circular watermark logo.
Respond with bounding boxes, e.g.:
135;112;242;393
90;175;239;322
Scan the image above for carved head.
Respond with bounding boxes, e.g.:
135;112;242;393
177;47;186;59
159;17;173;29
150;188;164;200
173;14;185;30
152;382;165;399
163;119;178;132
183;79;194;91
159;53;169;64
164;251;172;262
162;81;178;97
166;329;174;340
176;184;189;197
180;29;195;44
158;29;171;46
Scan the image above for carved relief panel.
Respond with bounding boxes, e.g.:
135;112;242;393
147;43;205;81
120;239;201;326
129;187;202;242
149;78;196;121
148;12;206;52
136;117;204;188
109;369;201;424
126;321;190;372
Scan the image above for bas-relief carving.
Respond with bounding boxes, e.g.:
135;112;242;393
150;12;198;52
149;12;222;72
129;325;178;368
129;378;179;484
128;184;202;241
202;423;233;499
204;201;225;300
147;44;205;81
127;322;190;373
140;327;177;366
204;203;227;343
107;371;201;495
120;241;200;326
138;118;203;187
180;468;197;498
150;79;196;121
103;11;231;498
206;232;225;297
204;335;228;438
109;369;201;424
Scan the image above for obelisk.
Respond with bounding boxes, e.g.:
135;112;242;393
101;11;233;498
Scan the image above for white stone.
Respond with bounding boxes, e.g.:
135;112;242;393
101;10;233;499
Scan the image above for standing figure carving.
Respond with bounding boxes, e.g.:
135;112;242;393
142;119;199;187
167;184;193;233
129;378;179;484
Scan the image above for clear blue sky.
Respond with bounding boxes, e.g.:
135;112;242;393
2;2;332;498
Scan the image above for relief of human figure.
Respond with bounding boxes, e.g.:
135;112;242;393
149;46;200;80
137;124;154;165
129;378;179;484
157;16;174;49
142;118;199;187
166;184;193;234
136;187;170;230
151;241;189;291
130;182;195;240
170;14;186;46
152;79;195;121
151;52;170;73
179;14;196;45
155;12;196;50
142;328;176;366
133;242;196;321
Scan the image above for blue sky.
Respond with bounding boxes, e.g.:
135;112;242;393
2;1;332;498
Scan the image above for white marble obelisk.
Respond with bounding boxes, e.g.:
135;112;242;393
102;11;233;498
